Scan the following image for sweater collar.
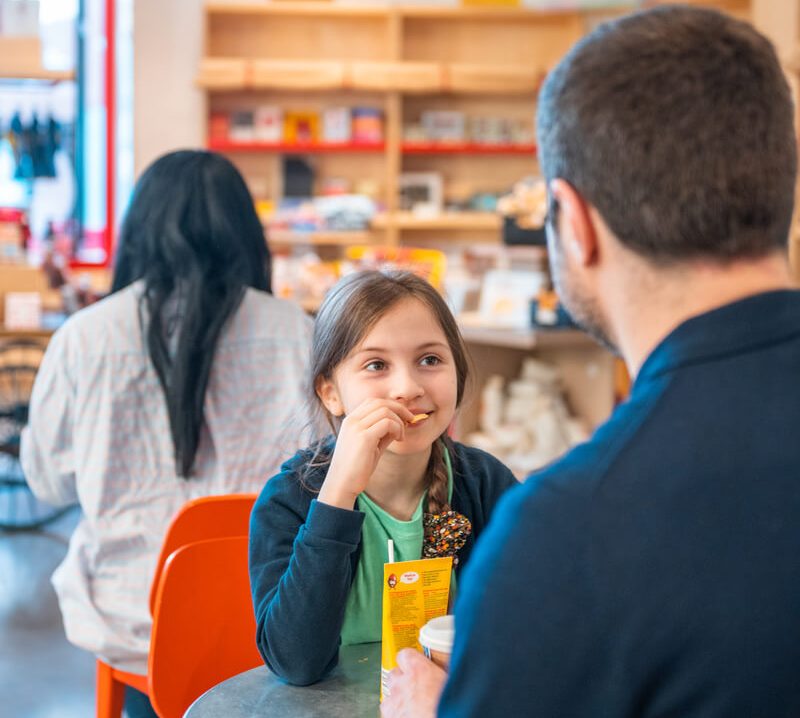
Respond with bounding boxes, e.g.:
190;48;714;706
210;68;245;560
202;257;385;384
634;289;800;389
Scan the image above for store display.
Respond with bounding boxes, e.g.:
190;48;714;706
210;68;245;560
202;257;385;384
467;359;588;477
421;111;466;143
210;105;384;147
284;111;319;143
282;157;314;198
254;106;283;142
477;268;547;329
229;111;255;142
271;245;446;307
405;112;534;147
498;176;547;245
351;107;384;144
267;194;378;234
0;207;29;263
399;172;443;215
322;107;351;143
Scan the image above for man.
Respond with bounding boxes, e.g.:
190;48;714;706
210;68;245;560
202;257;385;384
382;5;800;717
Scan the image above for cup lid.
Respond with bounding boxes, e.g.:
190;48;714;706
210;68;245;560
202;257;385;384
419;615;455;653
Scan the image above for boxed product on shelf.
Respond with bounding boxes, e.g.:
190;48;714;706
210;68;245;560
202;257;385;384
421;110;466;143
254;106;283;142
351;107;383;143
469;116;507;145
284;111;319;143
478;268;547;329
209;112;229;142
322;107;352;143
399;172;443;215
229;111;255;142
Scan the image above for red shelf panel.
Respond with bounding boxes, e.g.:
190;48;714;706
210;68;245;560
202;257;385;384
208;139;385;153
402;142;536;155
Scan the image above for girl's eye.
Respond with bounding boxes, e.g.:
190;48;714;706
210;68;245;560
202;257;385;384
364;360;386;372
420;355;442;367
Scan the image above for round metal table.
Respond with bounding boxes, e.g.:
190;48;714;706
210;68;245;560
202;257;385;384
184;643;381;717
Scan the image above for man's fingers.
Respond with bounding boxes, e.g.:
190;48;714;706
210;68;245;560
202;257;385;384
396;647;429;672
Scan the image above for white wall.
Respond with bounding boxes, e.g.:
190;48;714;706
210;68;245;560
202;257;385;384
133;0;205;177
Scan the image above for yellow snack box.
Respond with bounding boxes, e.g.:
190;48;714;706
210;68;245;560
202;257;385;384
380;555;453;700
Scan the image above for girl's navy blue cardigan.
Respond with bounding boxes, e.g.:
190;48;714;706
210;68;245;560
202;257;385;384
248;440;517;685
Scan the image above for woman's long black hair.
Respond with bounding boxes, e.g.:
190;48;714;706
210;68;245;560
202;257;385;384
112;150;271;478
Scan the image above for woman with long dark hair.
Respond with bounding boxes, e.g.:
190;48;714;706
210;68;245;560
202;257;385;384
22;150;314;717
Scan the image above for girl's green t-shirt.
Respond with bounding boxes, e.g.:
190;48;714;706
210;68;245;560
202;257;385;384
340;447;454;646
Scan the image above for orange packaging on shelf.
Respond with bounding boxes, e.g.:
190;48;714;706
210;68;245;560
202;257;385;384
284;111;320;143
380;552;453;701
345;246;446;290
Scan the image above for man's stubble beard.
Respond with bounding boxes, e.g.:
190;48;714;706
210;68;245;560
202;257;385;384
547;234;619;355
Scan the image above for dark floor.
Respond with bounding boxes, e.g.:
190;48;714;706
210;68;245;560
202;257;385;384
1;499;96;717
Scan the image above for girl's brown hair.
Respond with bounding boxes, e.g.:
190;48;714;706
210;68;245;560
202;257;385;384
306;270;470;514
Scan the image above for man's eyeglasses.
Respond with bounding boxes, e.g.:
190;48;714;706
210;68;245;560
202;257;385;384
545;195;560;229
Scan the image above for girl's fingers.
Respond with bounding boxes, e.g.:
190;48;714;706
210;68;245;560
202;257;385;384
347;398;415;424
358;407;407;438
366;418;405;450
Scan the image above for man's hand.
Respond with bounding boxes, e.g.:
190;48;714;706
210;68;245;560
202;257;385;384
381;649;448;718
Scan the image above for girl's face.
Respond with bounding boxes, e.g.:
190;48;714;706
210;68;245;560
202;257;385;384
317;297;459;456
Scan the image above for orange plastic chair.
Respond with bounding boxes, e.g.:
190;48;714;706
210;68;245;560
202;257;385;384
148;536;262;718
147;494;257;615
95;493;257;718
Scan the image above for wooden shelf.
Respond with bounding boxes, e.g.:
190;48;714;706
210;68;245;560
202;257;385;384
252;59;345;90
349;61;441;93
371;212;501;231
196;57;248;89
205;2;587;21
445;64;542;94
0;37;74;82
0;68;74;82
459;323;594;350
197;59;542;95
210;139;385;154
398;5;583;20
402;142;536;156
267;229;375;246
206;1;390;18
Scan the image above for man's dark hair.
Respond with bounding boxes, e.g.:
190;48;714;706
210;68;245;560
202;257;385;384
536;5;797;263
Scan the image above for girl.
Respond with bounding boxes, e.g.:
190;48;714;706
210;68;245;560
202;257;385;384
249;270;518;686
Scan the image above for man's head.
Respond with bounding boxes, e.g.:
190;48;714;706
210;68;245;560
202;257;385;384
537;5;797;348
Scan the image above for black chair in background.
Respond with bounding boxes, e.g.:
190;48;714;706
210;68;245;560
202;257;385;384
0;338;74;531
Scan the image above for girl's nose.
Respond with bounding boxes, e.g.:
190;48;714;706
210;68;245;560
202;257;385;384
389;368;424;401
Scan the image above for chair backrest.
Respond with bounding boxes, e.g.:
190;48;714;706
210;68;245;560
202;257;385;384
148;536;262;718
148;494;256;615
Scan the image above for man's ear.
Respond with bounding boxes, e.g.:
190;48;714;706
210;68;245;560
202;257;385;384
550;179;599;266
316;376;344;417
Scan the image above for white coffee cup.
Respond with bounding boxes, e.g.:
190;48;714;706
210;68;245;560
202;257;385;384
419;615;455;670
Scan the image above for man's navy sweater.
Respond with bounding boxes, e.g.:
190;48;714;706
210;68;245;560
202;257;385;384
248;440;517;685
440;290;800;717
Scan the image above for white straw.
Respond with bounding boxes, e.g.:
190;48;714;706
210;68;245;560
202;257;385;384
388;539;395;564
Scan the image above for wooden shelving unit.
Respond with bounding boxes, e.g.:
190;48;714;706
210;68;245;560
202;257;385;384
198;2;589;247
197;1;762;434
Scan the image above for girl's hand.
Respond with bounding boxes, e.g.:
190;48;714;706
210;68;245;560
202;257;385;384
318;398;415;510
